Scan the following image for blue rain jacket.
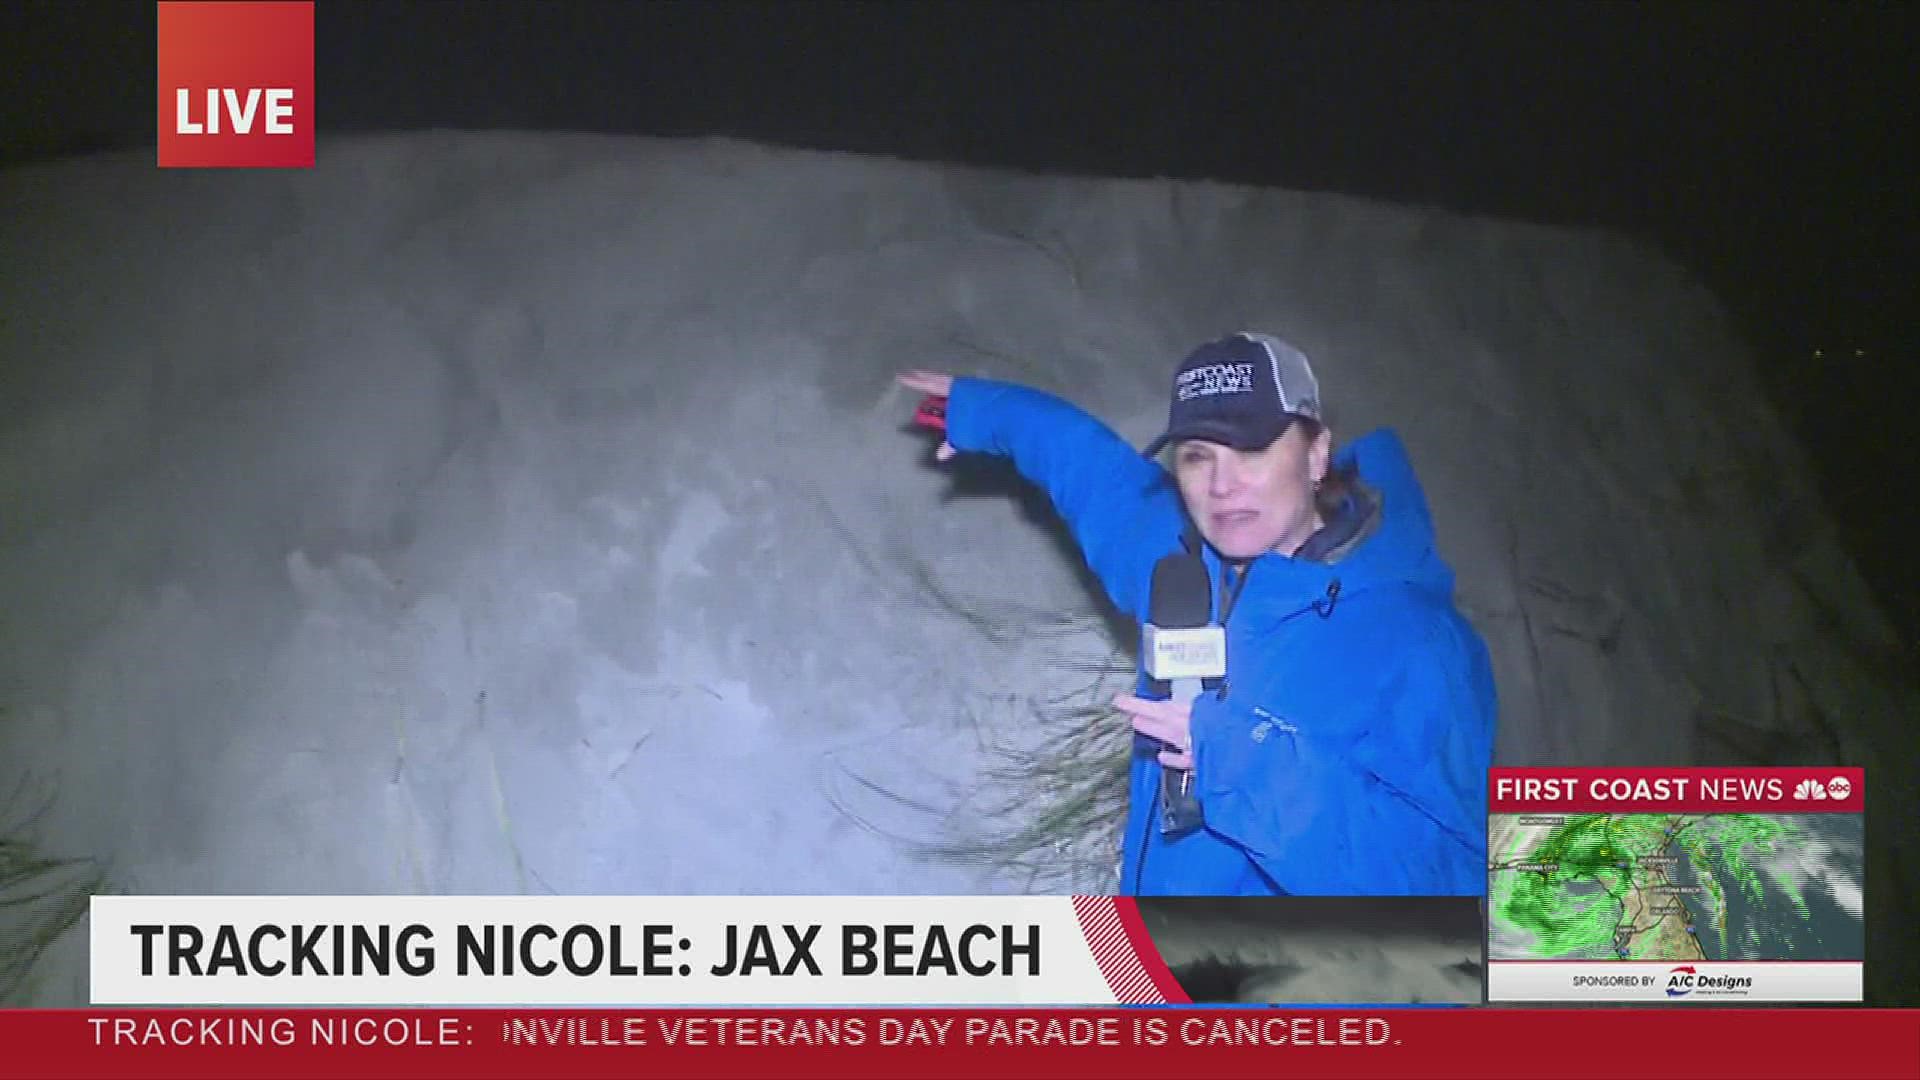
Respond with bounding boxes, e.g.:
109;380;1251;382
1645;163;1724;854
944;377;1496;895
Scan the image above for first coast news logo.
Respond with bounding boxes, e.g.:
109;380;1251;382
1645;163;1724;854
157;2;315;168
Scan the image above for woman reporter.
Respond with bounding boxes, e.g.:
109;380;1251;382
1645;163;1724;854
899;332;1496;896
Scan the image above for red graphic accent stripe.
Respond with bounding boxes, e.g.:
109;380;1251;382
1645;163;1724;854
1109;897;1190;1004
1070;896;1186;1005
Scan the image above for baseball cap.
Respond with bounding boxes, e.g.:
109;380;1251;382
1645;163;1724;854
1143;332;1322;456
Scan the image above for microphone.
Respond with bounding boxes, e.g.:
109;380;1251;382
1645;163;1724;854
1145;554;1226;836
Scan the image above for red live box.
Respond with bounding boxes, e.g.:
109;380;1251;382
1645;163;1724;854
157;2;315;168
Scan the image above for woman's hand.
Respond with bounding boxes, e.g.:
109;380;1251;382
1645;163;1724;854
897;370;958;461
1114;693;1193;769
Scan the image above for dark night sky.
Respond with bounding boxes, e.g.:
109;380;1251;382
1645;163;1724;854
3;1;1913;640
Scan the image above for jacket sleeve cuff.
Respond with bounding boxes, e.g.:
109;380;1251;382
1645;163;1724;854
943;376;1018;455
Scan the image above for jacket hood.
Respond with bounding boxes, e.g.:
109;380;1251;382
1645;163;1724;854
1208;427;1455;621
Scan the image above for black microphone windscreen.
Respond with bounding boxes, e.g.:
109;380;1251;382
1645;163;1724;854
1149;554;1213;629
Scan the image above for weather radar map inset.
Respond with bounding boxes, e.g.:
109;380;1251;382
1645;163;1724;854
1485;768;1863;1003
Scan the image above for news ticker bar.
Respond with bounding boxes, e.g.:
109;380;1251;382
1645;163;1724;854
7;1008;1916;1080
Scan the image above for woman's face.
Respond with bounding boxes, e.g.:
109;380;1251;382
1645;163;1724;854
1173;423;1331;560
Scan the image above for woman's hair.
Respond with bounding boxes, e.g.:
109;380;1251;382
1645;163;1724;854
1293;416;1359;522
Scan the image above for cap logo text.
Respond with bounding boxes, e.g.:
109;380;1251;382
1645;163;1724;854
1176;362;1256;402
